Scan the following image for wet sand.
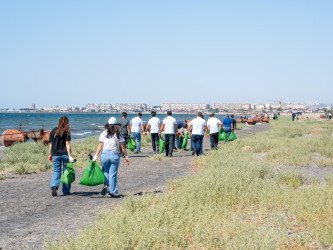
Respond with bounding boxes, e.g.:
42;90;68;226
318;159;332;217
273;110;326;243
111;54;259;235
0;123;270;249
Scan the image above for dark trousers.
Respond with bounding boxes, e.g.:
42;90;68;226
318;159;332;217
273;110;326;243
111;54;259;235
151;133;159;152
165;134;175;156
210;132;219;149
120;133;128;156
192;134;204;156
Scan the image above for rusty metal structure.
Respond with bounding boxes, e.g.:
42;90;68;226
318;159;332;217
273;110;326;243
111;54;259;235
0;124;50;147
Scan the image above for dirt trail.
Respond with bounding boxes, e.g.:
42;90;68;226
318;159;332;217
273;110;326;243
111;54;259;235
0;123;270;249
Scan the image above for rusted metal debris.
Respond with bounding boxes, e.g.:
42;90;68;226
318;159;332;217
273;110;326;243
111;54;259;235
0;124;50;147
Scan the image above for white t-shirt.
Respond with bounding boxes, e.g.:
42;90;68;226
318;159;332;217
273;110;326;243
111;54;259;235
207;117;221;134
163;116;177;134
99;131;125;150
148;117;160;133
130;117;143;133
189;117;206;135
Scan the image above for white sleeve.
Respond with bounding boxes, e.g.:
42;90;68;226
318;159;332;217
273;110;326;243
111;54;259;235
148;119;151;125
99;132;105;143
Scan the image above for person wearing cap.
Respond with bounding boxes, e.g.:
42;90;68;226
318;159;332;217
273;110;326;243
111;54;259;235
130;113;144;154
187;112;207;156
206;113;222;150
93;117;129;198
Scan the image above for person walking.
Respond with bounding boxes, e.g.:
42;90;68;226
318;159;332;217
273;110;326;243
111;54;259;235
160;111;178;157
116;112;131;157
231;114;237;131
206;113;222;150
147;111;161;153
93;117;129;198
48;115;74;197
222;114;233;143
175;121;186;149
187;112;207;156
130;113;144;154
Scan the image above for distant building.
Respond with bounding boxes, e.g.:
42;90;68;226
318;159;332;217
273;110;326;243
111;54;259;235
113;103;147;111
30;103;35;110
86;104;112;112
161;103;209;112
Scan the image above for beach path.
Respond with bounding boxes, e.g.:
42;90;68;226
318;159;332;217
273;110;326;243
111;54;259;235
0;123;270;249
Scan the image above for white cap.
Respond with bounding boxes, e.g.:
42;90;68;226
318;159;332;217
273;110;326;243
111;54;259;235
108;117;117;125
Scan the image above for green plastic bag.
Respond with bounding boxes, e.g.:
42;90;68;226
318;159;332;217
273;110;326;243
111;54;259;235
79;161;105;186
127;138;136;151
228;131;237;141
159;137;165;153
218;129;227;141
182;133;189;149
60;162;75;184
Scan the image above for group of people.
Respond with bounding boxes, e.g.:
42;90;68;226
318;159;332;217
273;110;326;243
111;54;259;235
48;112;237;197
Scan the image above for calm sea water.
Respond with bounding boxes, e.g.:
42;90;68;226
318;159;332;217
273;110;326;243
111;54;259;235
0;113;229;145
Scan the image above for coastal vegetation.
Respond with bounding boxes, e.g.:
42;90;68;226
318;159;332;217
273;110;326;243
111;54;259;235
47;118;333;249
0;133;153;178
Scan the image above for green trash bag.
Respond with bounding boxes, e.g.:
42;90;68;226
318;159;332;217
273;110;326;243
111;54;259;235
218;129;227;141
179;135;184;145
182;133;189;149
159;137;165;153
60;162;75;184
127;138;136;151
228;131;237;141
79;161;105;186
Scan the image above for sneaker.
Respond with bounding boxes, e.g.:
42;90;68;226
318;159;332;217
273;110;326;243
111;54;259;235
192;149;197;156
51;186;57;197
101;186;108;196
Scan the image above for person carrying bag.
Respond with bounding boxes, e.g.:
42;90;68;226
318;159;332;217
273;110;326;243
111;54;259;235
92;117;129;198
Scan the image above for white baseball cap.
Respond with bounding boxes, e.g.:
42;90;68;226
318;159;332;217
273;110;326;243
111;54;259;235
108;117;117;125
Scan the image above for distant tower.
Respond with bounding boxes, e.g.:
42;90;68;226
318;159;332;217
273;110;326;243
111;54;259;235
30;103;35;110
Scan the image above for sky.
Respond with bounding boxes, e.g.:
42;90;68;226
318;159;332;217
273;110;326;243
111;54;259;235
0;0;332;109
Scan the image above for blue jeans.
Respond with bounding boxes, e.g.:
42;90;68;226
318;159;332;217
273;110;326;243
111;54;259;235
50;155;71;195
224;127;232;141
131;132;141;153
101;150;120;194
191;135;204;156
176;136;181;149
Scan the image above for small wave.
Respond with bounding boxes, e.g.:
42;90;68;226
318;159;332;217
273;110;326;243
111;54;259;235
91;123;95;125
72;132;92;136
97;126;104;128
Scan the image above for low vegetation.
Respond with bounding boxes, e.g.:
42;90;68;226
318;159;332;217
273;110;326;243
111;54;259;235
0;133;152;178
46;117;333;249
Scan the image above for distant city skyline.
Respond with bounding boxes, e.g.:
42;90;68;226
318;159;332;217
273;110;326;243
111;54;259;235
1;1;332;108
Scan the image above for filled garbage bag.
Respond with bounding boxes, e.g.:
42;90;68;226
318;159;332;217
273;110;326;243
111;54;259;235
127;138;136;151
60;162;75;184
182;133;189;149
218;129;227;141
228;131;237;141
159;137;165;153
79;161;105;186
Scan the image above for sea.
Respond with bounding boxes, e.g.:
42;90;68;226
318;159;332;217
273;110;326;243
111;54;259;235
0;113;229;146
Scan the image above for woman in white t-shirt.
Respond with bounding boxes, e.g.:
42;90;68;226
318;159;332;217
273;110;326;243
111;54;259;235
93;117;129;198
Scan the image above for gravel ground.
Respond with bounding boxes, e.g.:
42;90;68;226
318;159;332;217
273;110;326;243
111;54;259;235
0;123;270;249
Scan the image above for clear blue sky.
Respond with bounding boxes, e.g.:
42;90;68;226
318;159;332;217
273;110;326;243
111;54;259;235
0;0;332;109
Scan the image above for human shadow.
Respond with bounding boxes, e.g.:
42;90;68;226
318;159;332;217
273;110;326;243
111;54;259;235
88;190;163;199
70;191;101;196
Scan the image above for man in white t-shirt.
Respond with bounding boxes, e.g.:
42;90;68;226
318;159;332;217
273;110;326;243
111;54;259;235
148;111;161;153
207;113;222;150
130;113;144;153
187;112;207;156
160;111;178;157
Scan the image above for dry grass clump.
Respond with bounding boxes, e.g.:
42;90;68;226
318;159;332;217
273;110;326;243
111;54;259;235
47;117;333;249
0;141;52;177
